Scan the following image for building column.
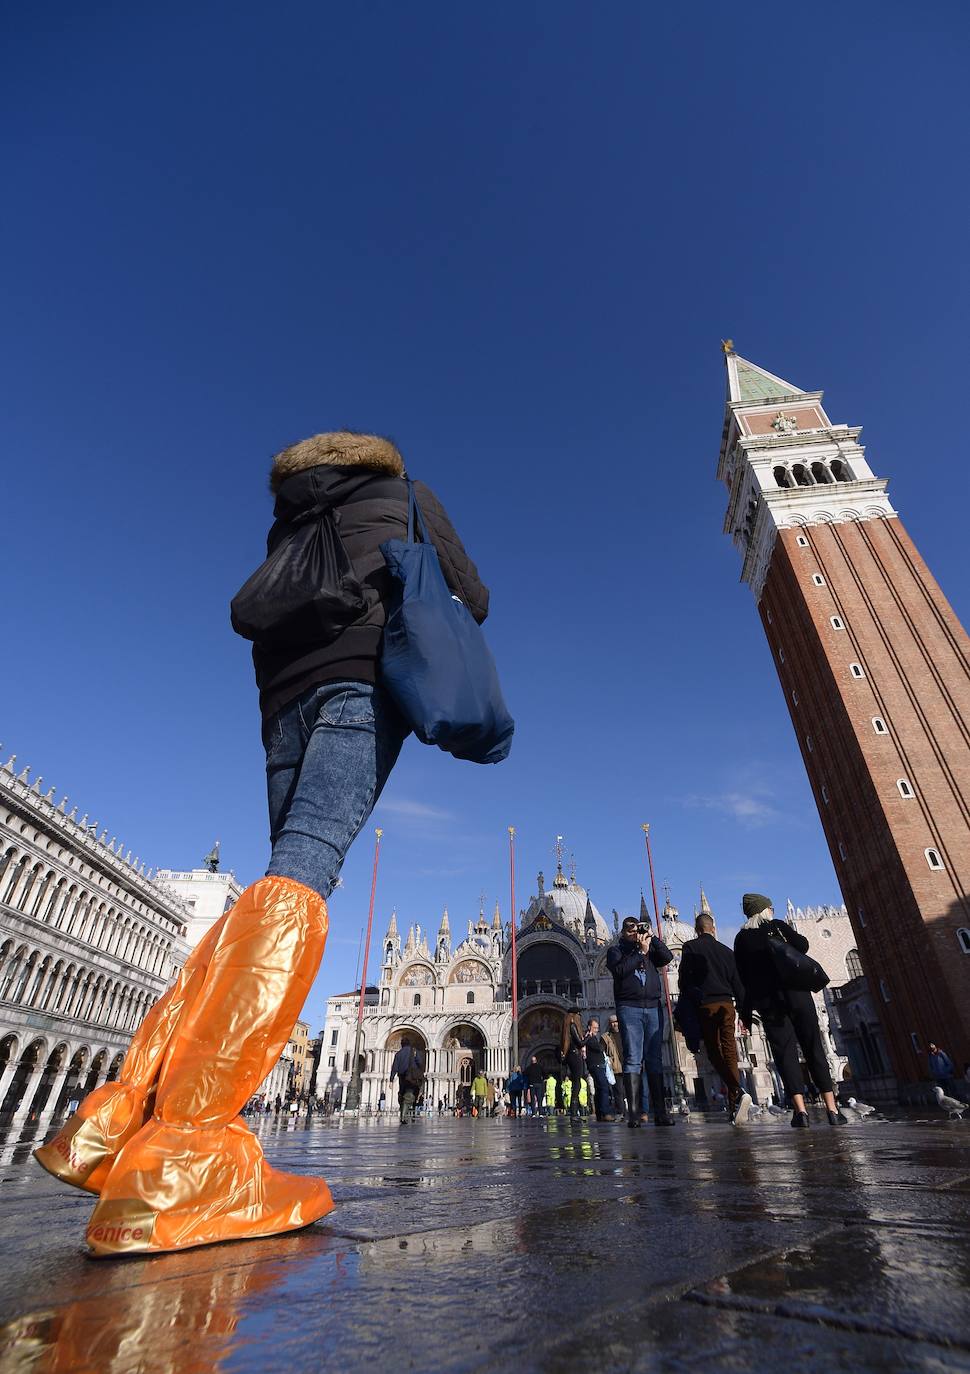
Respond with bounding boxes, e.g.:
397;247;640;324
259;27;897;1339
0;1059;18;1113
34;1064;72;1135
7;1064;43;1134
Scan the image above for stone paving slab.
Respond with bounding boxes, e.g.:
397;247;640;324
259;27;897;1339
1;1114;969;1373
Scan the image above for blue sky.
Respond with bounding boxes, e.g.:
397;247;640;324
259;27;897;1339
3;3;968;1032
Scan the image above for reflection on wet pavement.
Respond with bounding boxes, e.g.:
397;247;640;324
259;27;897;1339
1;1115;969;1373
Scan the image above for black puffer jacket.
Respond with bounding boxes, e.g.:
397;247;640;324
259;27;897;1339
252;433;488;719
733;919;810;1024
606;935;674;1008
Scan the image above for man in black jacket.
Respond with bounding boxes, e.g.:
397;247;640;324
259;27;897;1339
606;917;675;1127
679;913;752;1124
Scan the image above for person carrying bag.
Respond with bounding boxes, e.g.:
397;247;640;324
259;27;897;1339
53;431;502;1259
380;482;514;764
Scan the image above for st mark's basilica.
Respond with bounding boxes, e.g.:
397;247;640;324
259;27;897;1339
319;852;856;1111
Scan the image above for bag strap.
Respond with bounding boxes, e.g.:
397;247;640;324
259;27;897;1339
406;480;431;546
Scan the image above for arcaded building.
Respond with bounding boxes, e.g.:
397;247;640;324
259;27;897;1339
0;758;191;1139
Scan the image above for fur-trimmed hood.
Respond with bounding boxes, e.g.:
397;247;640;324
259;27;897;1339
270;431;404;494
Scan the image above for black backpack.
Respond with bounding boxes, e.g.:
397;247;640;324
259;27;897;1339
230;504;366;648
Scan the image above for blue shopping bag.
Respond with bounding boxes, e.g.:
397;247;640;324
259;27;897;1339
380;484;514;764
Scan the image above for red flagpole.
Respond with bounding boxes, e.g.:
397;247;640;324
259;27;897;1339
348;827;383;1110
642;822;684;1102
509;826;518;1070
357;827;383;1029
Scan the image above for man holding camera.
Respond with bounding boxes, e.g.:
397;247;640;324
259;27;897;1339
607;916;676;1127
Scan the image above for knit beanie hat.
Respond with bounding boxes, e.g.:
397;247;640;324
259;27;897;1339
742;893;772;918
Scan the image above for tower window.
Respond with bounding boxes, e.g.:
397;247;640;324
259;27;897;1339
331;1029;338;1046
830;616;845;631
773;466;793;489
766;608;772;624
872;717;887;734
412;993;421;1006
957;928;970;954
830;459;853;483
838;841;848;860
811;461;833;484
850;663;865;679
805;734;813;752
792;464;813;487
792;690;799;704
896;779;914;798
778;648;785;663
910;1032;921;1053
846;949;864;979
821;784;829;803
796;535;809;548
925;848;944;871
811;574;826;587
466;991;475;1005
880;978;890;1003
858;907;866;927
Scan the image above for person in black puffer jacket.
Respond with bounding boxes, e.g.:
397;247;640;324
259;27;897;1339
734;893;846;1129
63;431;492;1259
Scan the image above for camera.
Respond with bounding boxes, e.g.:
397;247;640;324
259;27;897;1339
633;922;652;935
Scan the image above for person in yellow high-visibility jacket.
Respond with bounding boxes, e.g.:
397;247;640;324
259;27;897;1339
562;1077;572;1112
577;1077;589;1115
544;1074;557;1115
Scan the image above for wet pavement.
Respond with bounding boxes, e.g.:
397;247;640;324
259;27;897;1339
1;1111;969;1373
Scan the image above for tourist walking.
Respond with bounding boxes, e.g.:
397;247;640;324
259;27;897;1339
560;1008;586;1118
506;1067;526;1116
928;1043;955;1091
733;894;845;1129
39;430;495;1256
583;1018;616;1122
602;1015;625;1117
607;916;676;1127
471;1070;489;1116
390;1037;425;1122
679;912;753;1125
525;1056;545;1116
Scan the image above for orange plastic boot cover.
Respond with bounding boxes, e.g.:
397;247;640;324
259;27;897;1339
87;877;332;1256
34;908;229;1193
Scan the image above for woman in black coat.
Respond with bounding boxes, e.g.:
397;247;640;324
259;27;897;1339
733;894;846;1128
560;1009;586;1119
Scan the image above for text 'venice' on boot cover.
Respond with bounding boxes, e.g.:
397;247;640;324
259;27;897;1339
86;877;333;1256
34;908;231;1194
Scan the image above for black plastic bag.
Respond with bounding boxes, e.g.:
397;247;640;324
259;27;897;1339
230;507;366;648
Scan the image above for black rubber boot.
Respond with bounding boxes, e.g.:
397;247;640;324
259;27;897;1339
647;1073;676;1126
624;1073;642;1128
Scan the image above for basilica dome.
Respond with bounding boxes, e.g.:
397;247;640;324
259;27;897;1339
521;864;611;943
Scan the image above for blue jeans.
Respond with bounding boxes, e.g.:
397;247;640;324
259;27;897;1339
264;680;409;898
617;1003;664;1075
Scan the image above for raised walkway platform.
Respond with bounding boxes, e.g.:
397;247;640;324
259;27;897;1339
1;1112;969;1372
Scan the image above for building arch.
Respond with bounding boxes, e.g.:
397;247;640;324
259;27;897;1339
0;1036;47;1123
397;962;436;988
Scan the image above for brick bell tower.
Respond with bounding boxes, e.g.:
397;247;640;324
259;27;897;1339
716;344;970;1091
